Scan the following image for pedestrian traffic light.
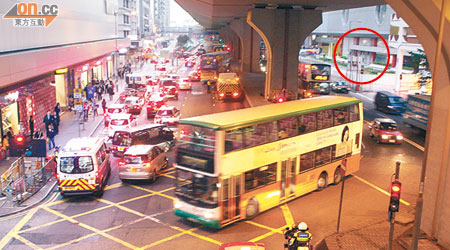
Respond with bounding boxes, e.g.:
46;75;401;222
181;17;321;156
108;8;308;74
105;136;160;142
389;180;402;212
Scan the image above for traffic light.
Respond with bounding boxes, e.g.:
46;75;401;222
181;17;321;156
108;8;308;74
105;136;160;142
10;134;27;157
277;96;286;103
389;180;402;212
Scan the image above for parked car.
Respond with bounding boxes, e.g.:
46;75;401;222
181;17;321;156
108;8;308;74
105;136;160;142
368;118;403;144
178;78;192;90
374;91;407;114
104;104;127;127
118;145;169;182
154;106;180;127
111;123;174;157
331;81;351;93
106;113;137;138
124;96;144;115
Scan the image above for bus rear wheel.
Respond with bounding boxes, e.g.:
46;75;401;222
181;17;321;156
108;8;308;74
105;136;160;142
246;198;259;219
333;168;343;185
317;173;328;191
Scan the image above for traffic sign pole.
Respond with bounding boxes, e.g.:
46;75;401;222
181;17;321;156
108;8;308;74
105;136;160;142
388;161;401;250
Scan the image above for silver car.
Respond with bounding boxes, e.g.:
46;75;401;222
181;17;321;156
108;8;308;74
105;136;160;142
118;145;168;182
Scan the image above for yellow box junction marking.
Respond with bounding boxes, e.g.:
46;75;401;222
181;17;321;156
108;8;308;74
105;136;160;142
0;207;40;249
280;203;295;226
354;175;411;206
43;206;139;249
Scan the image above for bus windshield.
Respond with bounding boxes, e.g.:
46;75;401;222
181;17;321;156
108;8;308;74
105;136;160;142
178;124;215;152
175;169;218;208
311;64;330;81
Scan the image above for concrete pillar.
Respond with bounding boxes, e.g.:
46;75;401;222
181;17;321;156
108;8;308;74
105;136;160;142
219;26;240;64
251;29;262;73
247;7;322;99
230;18;252;73
385;0;450;248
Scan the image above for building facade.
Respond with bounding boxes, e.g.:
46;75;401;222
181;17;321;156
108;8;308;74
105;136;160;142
153;0;170;33
309;5;422;67
0;0;130;138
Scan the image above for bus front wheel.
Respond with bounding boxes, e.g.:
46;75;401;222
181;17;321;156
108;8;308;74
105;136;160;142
317;173;328;191
246;198;259;219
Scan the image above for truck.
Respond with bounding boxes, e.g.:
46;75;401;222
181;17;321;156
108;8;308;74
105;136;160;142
216;73;244;102
403;94;430;131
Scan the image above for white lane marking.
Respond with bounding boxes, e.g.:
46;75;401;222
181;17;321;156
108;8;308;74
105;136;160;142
403;137;425;152
354;92;374;102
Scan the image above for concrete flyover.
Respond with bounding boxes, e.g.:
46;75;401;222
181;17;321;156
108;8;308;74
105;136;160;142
175;0;450;248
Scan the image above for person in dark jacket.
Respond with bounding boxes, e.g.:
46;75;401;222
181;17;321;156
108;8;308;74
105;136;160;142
54;103;61;134
102;99;107;115
47;124;56;150
43;111;55;135
29;115;34;137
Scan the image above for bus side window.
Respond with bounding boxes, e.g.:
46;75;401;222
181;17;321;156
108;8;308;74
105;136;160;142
333;107;349;125
314;147;332;167
299;113;316;134
266;121;278;142
349;104;360;122
277;117;298;139
244;163;277;192
300;152;314;172
317;110;332;130
225;129;244;152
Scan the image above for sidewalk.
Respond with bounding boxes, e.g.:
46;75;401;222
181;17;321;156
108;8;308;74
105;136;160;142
0;63;152;216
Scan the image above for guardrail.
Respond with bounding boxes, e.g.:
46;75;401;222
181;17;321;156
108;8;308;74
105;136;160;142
1;157;54;205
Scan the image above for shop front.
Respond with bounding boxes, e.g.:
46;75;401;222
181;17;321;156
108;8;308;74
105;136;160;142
0;93;20;137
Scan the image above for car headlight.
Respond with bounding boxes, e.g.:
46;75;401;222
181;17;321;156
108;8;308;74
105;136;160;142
381;135;389;139
397;135;403;140
387;105;394;109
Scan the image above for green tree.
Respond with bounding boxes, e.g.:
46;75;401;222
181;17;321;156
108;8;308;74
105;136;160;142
408;49;429;73
176;35;191;48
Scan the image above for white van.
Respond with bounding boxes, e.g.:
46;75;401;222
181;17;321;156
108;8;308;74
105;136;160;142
57;137;111;196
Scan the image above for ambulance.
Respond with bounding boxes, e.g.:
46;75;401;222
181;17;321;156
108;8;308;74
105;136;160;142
57;137;111;196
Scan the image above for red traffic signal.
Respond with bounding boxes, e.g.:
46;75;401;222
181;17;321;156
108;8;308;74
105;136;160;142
277;97;285;103
389;180;402;212
15;135;25;145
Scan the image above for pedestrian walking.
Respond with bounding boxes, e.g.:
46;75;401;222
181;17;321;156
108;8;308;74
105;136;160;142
29;115;34;137
108;85;114;101
91;100;98;117
43;111;54;135
97;83;103;101
102;99;107;114
47;124;56;150
2;135;9;160
83;102;89;121
54;102;61;125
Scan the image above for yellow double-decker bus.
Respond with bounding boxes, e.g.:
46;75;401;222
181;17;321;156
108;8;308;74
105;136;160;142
173;96;363;228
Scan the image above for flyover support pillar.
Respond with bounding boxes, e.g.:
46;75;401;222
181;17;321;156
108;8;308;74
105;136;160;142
230;18;252;73
247;7;322;99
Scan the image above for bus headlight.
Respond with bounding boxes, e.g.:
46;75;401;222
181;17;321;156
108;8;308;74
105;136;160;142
173;198;182;209
204;211;214;219
397;135;403;140
381;135;389;140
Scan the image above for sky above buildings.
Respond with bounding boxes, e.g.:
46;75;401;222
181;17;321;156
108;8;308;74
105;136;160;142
170;0;198;27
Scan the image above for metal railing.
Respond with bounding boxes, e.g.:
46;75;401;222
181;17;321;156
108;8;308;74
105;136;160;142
1;157;54;205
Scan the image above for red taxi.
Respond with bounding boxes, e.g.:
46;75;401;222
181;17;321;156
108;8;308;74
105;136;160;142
368;118;403;144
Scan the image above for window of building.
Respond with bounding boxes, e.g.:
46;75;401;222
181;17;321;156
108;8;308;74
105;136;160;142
298;113;316;134
123;30;130;38
333;106;349;125
349;104;360;122
124;15;130;24
277;117;298;139
300;152;314;172
245;163;277;192
317;110;333;130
